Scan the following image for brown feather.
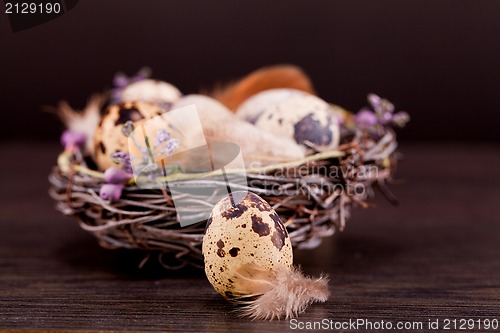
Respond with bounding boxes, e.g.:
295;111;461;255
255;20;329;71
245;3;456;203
210;64;315;111
230;263;330;320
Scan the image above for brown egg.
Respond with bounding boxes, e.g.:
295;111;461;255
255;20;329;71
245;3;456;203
93;101;165;170
202;191;293;299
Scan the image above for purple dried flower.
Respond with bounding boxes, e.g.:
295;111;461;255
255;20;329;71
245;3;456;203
99;183;124;202
355;109;378;127
111;151;127;163
384;100;395;114
110;68;152;103
368;93;395;116
111;152;133;173
368;94;383;114
113;72;129;88
133;67;152;82
121;121;135;137
358;93;409;129
61;130;86;150
392;111;410;127
163;138;179;156
379;112;393;125
104;167;132;184
154;129;171;146
122;159;133;174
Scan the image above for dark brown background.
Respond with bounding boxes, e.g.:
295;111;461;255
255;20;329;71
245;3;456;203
1;2;500;332
1;0;500;142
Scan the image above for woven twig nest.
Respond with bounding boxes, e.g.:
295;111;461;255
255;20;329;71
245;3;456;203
49;102;404;269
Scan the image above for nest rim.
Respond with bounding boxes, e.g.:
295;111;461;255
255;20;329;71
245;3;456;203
49;123;400;270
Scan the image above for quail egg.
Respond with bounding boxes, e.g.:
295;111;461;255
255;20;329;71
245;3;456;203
120;79;181;109
202;191;292;299
254;94;340;149
93;101;166;170
235;88;309;123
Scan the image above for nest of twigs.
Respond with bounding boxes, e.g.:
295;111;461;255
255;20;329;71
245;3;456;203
49;107;403;269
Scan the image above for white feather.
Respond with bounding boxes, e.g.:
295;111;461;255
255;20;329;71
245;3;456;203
230;263;330;320
57;94;103;155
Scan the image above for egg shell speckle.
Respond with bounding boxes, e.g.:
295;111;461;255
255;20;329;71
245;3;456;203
202;191;293;299
94;101;165;170
120;79;181;108
254;94;339;148
236;88;309;123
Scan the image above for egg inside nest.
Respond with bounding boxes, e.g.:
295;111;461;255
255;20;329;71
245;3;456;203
254;94;340;149
236;88;309;124
202;191;293;299
120;79;181;108
93;101;166;170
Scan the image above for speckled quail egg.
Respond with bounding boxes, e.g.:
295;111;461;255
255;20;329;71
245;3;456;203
236;88;309;123
202;191;292;299
120;79;182;110
254;94;340;149
94;101;166;170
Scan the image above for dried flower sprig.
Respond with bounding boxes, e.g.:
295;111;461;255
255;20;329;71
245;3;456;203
154;130;180;157
60;130;86;152
104;167;131;184
355;93;410;129
121;120;135;138
99;167;132;202
99;119;183;202
131;128;180;182
120;123;181;185
111;151;133;174
99;183;124;202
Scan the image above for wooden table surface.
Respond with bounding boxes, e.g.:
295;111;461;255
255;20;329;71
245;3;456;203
0;142;499;332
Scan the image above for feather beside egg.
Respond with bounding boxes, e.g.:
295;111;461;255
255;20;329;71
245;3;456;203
210;64;315;111
55;95;103;156
203;191;329;320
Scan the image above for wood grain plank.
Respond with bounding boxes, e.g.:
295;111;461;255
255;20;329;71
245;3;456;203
0;143;499;332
